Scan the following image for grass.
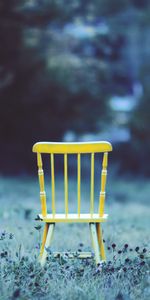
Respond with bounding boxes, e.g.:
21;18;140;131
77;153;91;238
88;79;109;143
0;174;150;300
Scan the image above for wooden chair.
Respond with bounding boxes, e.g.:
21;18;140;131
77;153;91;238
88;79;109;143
32;141;112;266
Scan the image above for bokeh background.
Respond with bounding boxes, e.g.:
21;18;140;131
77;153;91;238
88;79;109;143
0;2;150;299
0;0;150;174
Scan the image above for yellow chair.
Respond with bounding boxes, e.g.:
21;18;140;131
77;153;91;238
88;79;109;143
32;141;112;266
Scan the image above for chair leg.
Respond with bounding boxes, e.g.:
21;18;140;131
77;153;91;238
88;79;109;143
40;223;55;267
89;223;101;265
96;223;106;261
39;223;49;258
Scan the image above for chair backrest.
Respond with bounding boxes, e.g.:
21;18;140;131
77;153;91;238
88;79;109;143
32;141;112;218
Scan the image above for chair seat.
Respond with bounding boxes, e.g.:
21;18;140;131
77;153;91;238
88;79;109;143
38;213;108;223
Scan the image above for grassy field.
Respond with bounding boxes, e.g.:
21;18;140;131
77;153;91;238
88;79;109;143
0;174;150;300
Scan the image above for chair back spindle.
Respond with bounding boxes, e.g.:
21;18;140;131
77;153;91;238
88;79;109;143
50;153;55;216
37;153;47;217
64;154;69;217
77;153;81;217
90;153;95;217
99;152;108;217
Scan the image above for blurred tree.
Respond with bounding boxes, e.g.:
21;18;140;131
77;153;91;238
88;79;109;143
0;0;126;170
128;66;150;174
131;0;149;9
93;0;130;16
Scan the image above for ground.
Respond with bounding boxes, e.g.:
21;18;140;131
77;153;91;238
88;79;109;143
0;173;150;300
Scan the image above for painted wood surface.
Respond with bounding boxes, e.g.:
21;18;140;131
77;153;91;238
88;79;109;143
33;141;112;265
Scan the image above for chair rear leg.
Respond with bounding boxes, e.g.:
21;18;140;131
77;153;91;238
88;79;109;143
89;223;101;265
40;223;55;267
96;223;106;261
39;223;49;258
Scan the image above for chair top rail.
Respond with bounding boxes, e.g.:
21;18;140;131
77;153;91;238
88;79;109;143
32;141;112;154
